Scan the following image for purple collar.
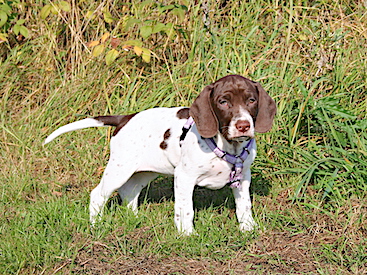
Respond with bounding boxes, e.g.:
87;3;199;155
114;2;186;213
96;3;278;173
180;117;254;188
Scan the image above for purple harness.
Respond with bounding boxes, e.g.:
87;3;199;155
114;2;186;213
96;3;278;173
180;117;254;189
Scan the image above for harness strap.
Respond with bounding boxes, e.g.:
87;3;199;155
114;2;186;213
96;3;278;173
179;117;194;146
204;138;254;188
204;138;253;165
179;117;254;189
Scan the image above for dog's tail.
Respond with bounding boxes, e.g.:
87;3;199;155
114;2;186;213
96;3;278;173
44;114;136;145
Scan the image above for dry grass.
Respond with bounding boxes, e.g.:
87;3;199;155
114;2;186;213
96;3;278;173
48;188;366;274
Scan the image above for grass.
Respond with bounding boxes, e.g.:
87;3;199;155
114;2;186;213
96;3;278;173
1;0;366;274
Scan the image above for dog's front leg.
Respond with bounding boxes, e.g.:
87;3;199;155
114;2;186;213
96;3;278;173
233;168;258;232
173;166;196;235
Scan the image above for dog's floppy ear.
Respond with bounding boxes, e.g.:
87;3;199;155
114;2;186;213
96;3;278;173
254;82;277;133
189;84;218;138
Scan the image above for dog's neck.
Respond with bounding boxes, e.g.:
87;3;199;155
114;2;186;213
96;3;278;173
214;133;252;156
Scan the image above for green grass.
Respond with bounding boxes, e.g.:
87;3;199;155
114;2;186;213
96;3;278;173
1;0;366;274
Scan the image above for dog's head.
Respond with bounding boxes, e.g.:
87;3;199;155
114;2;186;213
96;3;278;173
190;75;276;141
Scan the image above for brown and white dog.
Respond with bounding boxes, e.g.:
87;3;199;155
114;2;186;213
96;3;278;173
44;75;276;235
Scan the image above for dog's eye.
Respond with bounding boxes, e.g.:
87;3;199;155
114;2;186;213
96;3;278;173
249;98;256;103
219;99;229;106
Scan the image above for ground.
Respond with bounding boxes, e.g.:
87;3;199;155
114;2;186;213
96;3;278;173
50;181;366;274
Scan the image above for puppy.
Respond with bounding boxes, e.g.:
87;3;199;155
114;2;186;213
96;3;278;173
45;75;276;235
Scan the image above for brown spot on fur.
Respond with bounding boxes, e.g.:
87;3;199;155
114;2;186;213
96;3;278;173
160;141;167;150
160;129;171;150
176;108;190;119
94;113;138;136
163;129;171;140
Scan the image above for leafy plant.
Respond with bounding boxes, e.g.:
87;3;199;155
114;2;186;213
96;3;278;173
37;1;187;65
85;2;188;65
87;32;152;64
39;1;71;19
0;0;30;42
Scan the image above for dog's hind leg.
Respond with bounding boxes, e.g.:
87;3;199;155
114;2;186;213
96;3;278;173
117;172;159;214
89;158;137;225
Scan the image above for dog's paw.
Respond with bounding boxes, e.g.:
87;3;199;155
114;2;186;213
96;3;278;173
239;219;258;232
178;228;195;236
177;230;199;238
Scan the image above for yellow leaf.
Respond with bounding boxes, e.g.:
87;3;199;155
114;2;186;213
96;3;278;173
59;1;71;12
40;4;52;19
105;49;119;65
101;32;110;43
50;5;58;15
133;46;143;56
85;10;96;20
0;33;8;42
122;40;143;47
103;11;114;24
141;48;151;63
87;40;100;47
92;44;105;57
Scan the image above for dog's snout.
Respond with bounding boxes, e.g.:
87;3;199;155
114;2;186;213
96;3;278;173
235;120;250;133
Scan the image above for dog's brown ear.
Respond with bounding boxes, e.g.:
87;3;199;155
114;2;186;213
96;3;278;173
254;82;277;133
189;84;218;138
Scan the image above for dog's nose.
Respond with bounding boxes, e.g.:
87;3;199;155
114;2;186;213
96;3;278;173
235;120;250;133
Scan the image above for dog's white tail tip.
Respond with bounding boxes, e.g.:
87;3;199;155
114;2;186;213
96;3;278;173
43;118;105;145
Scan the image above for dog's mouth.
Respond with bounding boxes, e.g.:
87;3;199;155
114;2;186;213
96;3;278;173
232;135;253;142
220;125;254;141
224;132;254;142
230;128;255;141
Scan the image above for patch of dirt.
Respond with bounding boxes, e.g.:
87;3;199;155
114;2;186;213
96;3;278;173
50;188;366;275
51;224;365;275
